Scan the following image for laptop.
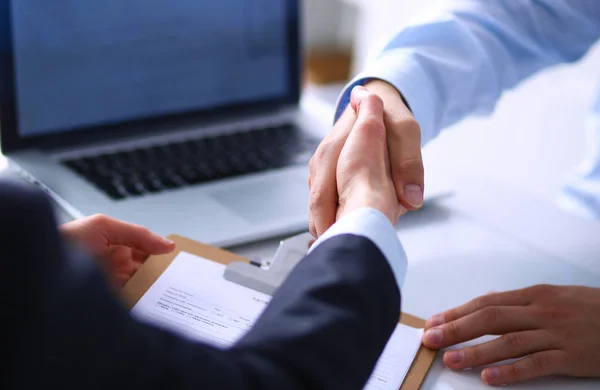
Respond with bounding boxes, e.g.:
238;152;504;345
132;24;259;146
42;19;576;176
0;1;448;248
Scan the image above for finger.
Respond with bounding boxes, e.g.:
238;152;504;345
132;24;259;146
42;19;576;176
481;350;567;386
132;249;151;263
130;260;142;274
116;263;142;288
422;306;540;349
344;86;388;174
89;215;176;254
308;104;357;237
425;289;534;329
443;330;558;370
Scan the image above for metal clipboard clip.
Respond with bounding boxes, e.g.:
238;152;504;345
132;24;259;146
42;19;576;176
223;232;314;295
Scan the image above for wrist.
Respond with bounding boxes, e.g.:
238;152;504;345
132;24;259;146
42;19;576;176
338;188;398;226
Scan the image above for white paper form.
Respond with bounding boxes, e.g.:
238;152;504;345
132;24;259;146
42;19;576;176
364;325;424;390
131;252;270;347
131;252;423;389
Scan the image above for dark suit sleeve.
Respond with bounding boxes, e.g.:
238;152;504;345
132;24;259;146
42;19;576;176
3;180;400;390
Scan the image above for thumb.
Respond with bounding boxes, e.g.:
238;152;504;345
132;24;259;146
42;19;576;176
343;86;389;176
88;215;175;255
361;80;424;210
336;86;400;223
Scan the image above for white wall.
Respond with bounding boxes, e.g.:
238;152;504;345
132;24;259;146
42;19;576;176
338;0;441;73
302;0;355;50
303;0;437;72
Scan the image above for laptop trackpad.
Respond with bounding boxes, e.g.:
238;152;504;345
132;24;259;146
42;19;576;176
211;177;308;224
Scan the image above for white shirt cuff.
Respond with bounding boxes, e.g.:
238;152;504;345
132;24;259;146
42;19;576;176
308;207;407;290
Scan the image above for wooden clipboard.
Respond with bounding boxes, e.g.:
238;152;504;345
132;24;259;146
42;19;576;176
121;235;437;390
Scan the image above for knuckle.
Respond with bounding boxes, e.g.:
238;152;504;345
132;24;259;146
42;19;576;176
88;213;111;227
308;188;331;211
312;140;333;163
394;156;425;178
388;116;421;139
539;306;573;321
532;353;557;374
319;137;337;154
472;295;490;311
508;362;521;379
469;346;484;364
480;306;502;325
443;309;457;323
404;116;421;132
308;217;316;238
314;146;328;164
391;116;420;132
446;321;462;341
530;284;557;298
501;333;524;350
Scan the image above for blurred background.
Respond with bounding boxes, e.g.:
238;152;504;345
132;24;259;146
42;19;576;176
303;0;600;208
2;0;600;221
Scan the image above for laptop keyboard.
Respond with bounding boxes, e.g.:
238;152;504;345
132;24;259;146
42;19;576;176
62;124;320;200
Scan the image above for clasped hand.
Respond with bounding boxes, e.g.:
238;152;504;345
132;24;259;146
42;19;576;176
308;80;424;236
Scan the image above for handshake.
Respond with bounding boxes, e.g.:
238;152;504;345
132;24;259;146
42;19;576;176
308;82;424;235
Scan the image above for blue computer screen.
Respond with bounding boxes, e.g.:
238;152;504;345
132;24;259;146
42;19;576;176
10;1;290;136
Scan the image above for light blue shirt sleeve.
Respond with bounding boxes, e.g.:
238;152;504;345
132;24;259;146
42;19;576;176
335;0;600;146
309;208;407;290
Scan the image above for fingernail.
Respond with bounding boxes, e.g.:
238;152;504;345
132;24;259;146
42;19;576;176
160;237;175;246
482;368;499;382
404;184;424;208
426;314;445;328
423;329;442;345
446;350;463;364
352;85;369;97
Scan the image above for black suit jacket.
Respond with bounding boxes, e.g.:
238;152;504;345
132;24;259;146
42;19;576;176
3;180;401;389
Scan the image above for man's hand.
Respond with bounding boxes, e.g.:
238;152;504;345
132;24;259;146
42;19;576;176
60;214;175;288
330;86;403;224
422;285;600;385
308;79;423;237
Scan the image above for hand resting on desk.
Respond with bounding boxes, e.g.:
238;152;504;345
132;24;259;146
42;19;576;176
422;285;600;386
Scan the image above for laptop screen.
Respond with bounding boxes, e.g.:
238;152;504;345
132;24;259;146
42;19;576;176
9;1;293;138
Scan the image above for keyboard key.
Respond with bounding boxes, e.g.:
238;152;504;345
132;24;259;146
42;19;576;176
123;180;144;197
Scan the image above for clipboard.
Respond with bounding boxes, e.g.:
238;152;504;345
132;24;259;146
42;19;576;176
121;234;437;390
